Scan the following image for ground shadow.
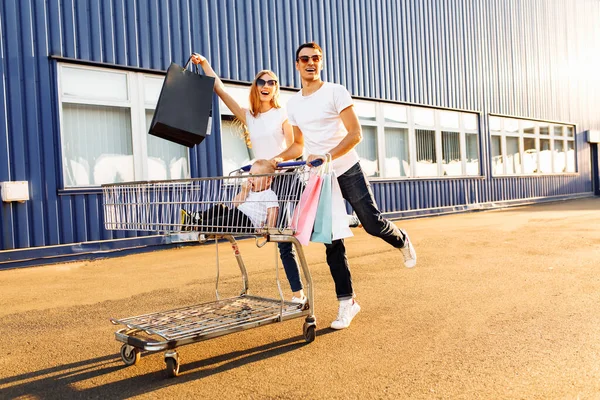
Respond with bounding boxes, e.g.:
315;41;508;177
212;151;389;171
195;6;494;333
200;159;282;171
1;327;337;399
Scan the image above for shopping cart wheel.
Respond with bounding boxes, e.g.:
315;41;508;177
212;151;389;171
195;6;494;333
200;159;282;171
120;344;140;366
303;323;316;343
164;351;180;378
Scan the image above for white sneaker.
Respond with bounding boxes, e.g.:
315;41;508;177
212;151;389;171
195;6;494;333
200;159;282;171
291;295;307;306
330;299;361;330
399;229;417;268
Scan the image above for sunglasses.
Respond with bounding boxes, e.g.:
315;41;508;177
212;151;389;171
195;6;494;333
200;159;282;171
297;55;322;63
256;78;277;87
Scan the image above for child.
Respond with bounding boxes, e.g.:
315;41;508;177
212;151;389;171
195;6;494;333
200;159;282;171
182;159;279;232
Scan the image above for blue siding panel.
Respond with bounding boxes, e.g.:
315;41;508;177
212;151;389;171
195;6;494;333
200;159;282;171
1;0;599;267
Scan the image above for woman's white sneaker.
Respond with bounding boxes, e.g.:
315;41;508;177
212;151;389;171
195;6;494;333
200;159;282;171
399;229;417;268
330;299;361;330
291;295;307;306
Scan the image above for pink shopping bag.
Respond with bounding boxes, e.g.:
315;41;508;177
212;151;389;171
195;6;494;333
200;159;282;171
291;172;323;245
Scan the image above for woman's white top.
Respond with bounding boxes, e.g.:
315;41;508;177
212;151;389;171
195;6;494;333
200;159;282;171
245;108;288;160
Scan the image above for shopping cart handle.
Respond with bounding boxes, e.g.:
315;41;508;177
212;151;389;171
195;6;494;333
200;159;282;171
239;159;323;172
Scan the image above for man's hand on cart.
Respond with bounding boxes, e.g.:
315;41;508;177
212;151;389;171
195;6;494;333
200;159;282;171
306;154;330;167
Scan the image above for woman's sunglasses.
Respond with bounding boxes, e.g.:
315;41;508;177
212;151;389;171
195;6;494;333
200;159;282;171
256;78;277;87
297;55;322;63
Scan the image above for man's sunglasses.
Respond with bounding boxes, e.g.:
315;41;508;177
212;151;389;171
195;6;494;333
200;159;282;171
297;55;322;63
256;78;277;87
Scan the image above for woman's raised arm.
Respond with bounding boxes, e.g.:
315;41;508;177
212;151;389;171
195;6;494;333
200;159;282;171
191;53;247;125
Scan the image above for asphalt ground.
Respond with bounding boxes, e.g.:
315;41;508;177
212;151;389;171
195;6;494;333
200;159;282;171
1;197;599;399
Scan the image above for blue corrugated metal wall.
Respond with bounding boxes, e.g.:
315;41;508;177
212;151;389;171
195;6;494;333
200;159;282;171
1;0;599;266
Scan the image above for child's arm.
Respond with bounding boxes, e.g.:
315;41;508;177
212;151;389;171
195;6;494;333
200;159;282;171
265;206;279;228
232;182;251;206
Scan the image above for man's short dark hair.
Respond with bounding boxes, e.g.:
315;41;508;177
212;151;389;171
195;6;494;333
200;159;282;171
295;42;323;61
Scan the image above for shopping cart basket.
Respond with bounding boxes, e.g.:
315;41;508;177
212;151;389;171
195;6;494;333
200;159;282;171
102;161;319;377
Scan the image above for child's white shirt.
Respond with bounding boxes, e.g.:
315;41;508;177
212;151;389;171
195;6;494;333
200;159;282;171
237;189;279;227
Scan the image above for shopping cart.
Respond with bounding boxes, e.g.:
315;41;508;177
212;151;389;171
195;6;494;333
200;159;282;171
102;161;319;377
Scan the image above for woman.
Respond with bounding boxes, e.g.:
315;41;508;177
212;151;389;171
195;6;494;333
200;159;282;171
191;53;306;305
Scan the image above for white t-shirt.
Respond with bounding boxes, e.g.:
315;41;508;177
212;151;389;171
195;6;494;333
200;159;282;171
237;189;279;227
287;82;360;176
245;108;288;160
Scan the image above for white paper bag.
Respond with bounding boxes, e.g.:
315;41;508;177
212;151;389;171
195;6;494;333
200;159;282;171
331;172;354;241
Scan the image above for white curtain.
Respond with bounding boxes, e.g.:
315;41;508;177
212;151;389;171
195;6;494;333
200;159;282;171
566;141;575;172
356;125;378;176
145;110;190;180
523;138;537;174
539;139;552;173
221;119;252;173
491;135;503;175
465;134;479;175
62;103;133;186
505;137;520;175
384;127;409;177
442;131;461;176
554;140;566;173
415;129;437;176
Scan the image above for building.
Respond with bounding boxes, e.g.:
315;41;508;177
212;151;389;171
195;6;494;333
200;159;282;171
1;0;599;269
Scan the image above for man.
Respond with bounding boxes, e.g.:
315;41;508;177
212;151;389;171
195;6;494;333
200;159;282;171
273;42;417;330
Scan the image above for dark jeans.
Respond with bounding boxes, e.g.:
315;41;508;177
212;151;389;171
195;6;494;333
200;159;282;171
272;171;304;293
278;242;303;292
325;162;407;300
199;204;253;233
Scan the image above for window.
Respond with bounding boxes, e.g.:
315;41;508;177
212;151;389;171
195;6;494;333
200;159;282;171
440;112;461;177
466;134;480;175
356;126;379;177
58;64;190;187
218;83;481;179
488;115;576;175
356;100;379;177
218;83;258;172
523;137;537;174
442;131;461;176
221;119;253;173
491;135;503;175
415;129;437;177
376;104;480;178
505;136;521;174
384;128;410;177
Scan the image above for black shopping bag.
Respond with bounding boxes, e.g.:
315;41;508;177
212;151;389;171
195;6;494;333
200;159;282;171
149;62;215;147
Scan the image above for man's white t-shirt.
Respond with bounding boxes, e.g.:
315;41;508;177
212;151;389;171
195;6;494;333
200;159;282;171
245;108;288;160
286;82;360;176
237;189;279;227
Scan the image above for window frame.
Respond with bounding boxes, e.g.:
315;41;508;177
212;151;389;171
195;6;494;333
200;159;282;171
57;62;190;188
487;114;577;177
218;82;482;180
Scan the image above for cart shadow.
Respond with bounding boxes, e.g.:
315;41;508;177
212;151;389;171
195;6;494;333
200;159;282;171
1;328;336;399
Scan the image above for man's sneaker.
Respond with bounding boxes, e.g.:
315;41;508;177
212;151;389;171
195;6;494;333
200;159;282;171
399;229;417;268
330;299;361;330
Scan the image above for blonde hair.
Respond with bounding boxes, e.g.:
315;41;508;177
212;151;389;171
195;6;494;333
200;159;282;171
232;118;252;148
252;159;276;174
249;70;281;117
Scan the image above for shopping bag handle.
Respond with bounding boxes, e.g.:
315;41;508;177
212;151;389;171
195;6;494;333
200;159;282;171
184;55;200;73
239;159;323;172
